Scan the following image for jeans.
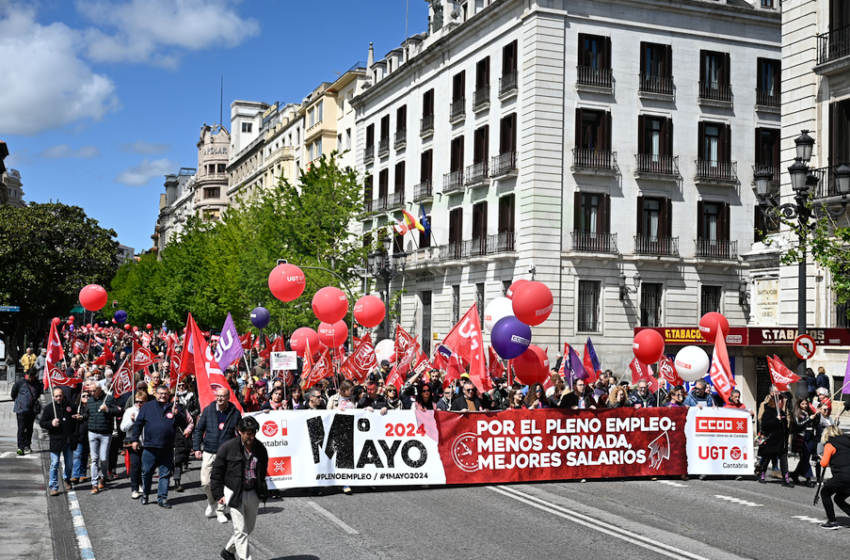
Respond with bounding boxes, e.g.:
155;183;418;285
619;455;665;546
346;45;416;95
72;441;89;480
127;447;143;492
142;447;173;501
16;413;36;450
49;447;74;490
88;432;112;483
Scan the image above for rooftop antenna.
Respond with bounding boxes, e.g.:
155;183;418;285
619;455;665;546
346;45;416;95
405;0;409;39
219;76;223;130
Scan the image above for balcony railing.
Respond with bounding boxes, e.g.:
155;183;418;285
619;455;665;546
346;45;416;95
499;70;518;96
491;151;517;177
443;170;464;193
387;191;404;209
577;66;612;88
488;231;516;254
818;24;850;65
810;166;850;199
695;238;737;259
413;180;433;201
441;241;463;261
450;97;465;121
752;164;780;192
365;145;374;162
571;231;618;253
572;148;615;170
699;81;732;102
639;73;674;95
439;233;516;261
465;162;489;185
370;196;388;213
421;114;434;135
464;237;489;258
363;198;374;214
378;137;390;156
635;154;678;175
695;159;737;181
756;88;780;107
473;86;490;110
394;129;407;149
634;235;679;257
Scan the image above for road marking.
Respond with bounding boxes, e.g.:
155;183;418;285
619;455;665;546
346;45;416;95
0;451;38;459
792;515;826;524
67;489;95;559
714;495;762;507
490;485;712;560
657;480;687;488
307;501;359;535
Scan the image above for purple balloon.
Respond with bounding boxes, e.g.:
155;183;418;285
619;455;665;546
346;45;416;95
250;306;270;329
114;309;127;323
491;316;532;359
69;324;75;332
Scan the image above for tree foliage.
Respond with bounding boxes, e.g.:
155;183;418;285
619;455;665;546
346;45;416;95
110;152;369;334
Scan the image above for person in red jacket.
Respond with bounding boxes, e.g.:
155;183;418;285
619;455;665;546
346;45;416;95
818;425;850;530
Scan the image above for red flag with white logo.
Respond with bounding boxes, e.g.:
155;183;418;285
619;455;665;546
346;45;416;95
488;346;505;379
189;314;242;412
240;331;253;351
44;320;66;390
131;342;161;373
657;355;683;387
441;304;490;391
709;334;735;404
301;347;332;391
167;336;181;388
385;365;405;391
71;337;89;356
92;345;114;367
340;333;378;383
111;357;134;397
629;358;658;392
768;355;801;392
394;326;420;376
45;364;83;388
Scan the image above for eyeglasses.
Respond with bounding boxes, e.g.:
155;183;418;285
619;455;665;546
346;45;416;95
135;400;144;404
215;395;228;399
464;388;475;393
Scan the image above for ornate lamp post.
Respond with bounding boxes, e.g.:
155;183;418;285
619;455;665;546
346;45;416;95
368;236;407;341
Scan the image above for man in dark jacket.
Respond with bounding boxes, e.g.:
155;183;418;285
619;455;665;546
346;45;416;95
39;387;77;495
194;387;241;522
450;381;485;411
83;379;121;493
131;384;182;507
628;380;658;408
211;416;268;560
12;370;42;455
816;367;830;393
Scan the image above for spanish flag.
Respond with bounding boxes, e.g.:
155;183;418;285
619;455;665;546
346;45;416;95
402;209;425;232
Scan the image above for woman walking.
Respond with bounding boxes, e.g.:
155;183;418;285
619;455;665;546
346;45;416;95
756;392;794;487
818;425;850;530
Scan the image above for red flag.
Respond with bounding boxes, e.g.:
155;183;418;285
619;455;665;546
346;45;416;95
341;333;378;383
768;355;801;392
130;342;161;373
582;344;598;384
167;336;180;388
444;353;462;388
44;320;65;390
111;357;134;397
189;314;242;412
394;326;420;376
557;342;569;377
301;347;332;391
657;355;683;387
629;358;658;392
259;335;272;361
441;304;490;391
240;331;253;351
542;372;554;392
178;325;195;377
385;365;405;391
71;337;89;356
413;352;429;376
709;334;735;404
45;364;83;388
488;346;505;378
92;345;114;366
430;347;448;371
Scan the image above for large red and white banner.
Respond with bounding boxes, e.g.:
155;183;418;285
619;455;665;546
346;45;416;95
685;408;753;476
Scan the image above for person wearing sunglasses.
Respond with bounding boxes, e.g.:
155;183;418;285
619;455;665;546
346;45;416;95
450;381;483;412
414;385;436;411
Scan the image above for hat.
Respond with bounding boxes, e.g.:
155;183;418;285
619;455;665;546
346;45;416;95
255;380;268;388
460;373;470;379
380;360;390;367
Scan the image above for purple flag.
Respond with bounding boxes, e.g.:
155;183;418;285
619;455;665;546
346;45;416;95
567;345;589;385
843;350;850;395
214;313;244;372
586;337;601;373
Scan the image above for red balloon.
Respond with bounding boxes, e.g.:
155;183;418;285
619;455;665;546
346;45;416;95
698;312;730;343
268;264;306;302
146;323;152;330
513;345;551;385
506;279;528;300
124;324;131;330
511;282;553;326
312;287;349;324
79;284;108;312
111;319;116;324
318;321;348;348
68;316;75;323
353;295;385;328
290;327;320;358
52;317;61;325
633;329;665;365
86;323;92;328
132;326;139;332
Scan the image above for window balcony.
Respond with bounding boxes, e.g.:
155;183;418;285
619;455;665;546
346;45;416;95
378;137;390;157
450;97;466;124
571;231;618;253
491;151;518;178
473;86;490;112
440;241;464;261
755;88;780;112
443;170;464;193
809;166;850;199
465;162;489;187
386;191;404;210
571;148;617;175
364;145;374;164
421;114;434;137
817;25;850;67
369;196;388;213
695;159;737;186
634;235;679;257
499;70;518;99
464;237;488;258
695;239;737;259
488;231;516;254
394;129;407;150
698;81;733;106
413;180;433;202
638;73;674;100
576;66;613;92
635;154;679;180
439;233;517;262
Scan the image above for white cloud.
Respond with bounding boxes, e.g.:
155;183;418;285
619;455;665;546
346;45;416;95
116;157;177;186
78;0;260;67
0;3;120;136
120;140;171;155
40;144;101;159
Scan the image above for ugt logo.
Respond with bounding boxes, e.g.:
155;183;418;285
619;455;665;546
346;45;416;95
458;318;480;351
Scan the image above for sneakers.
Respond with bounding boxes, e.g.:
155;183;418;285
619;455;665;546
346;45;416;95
220;549;236;560
23;447;32;454
821;521;840;530
771;469;782;479
157;500;172;509
49;489;59;497
140;495;149;505
205;505;217;518
131;490;141;499
91;487;99;495
70;478;79;484
97;480;105;490
175;484;184;493
16;449;24;456
217;512;228;524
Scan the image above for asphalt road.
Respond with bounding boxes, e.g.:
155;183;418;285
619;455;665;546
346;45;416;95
64;454;849;560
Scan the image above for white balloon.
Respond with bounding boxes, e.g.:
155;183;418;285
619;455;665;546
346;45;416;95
374;339;395;365
483;297;515;332
674;345;711;382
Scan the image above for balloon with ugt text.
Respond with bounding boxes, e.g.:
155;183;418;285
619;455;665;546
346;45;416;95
289;327;319;358
250;307;270;330
483;296;514;332
317;321;348;348
353;295;385;328
698;311;730;344
674;345;711;382
511;281;553;326
268;263;306;302
514;345;550;386
79;284;108;312
312;287;349;324
491;315;532;360
505;279;528;300
633;329;665;365
114;310;127;323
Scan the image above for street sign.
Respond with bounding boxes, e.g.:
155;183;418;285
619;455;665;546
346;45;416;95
0;306;20;312
271;351;297;370
793;334;817;361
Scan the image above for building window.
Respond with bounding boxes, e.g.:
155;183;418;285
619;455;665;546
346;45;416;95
474;57;490;108
577;34;611;87
204;209;221;221
317;100;323;123
640;283;663;327
378;169;389;200
639;43;673;94
502;280;512;296
502;40;518;76
476;283;485;325
573;192;611;251
204;187;220;199
242;122;252;133
757;58;780;106
698;122;731;170
364;174;373;206
346;128;352;150
637;115;674;173
761;0;773;7
837;301;850;328
754;205;779;242
498;195;515;234
452;285;460;324
700;285;723;316
574;108;612;166
308;108;314;127
830;99;850;167
217;163;225;173
699;50;731;101
394;161;405;199
450;136;465;174
448;208;463;259
577;280;601;332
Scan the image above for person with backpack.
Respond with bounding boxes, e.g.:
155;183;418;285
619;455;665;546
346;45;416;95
12;370;43;455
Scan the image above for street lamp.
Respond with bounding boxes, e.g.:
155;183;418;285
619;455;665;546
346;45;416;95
369;235;407;341
619;271;641;300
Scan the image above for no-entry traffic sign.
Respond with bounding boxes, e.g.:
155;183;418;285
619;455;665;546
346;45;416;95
793;334;817;361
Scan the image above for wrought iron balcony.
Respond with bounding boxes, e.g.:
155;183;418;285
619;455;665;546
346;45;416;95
378;137;390;157
413;180;433;201
577;66;612;89
464;237;488;258
370;196;388;213
634;235;679;257
695;159;737;182
635;154;678;175
421;114;434;136
639;73;674;95
386;191;404;210
443;170;464;193
394;129;406;150
491;151;517;177
499;70;518;97
572;148;615;171
450;97;465;123
699;81;732;103
364;145;374;163
473;86;490;110
695;239;737;259
810;166;850;199
488;231;516;254
756;88;780;108
440;241;463;261
571;231;617;253
465;162;489;186
818;24;850;65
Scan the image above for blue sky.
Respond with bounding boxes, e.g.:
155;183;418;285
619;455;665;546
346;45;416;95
0;0;429;252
